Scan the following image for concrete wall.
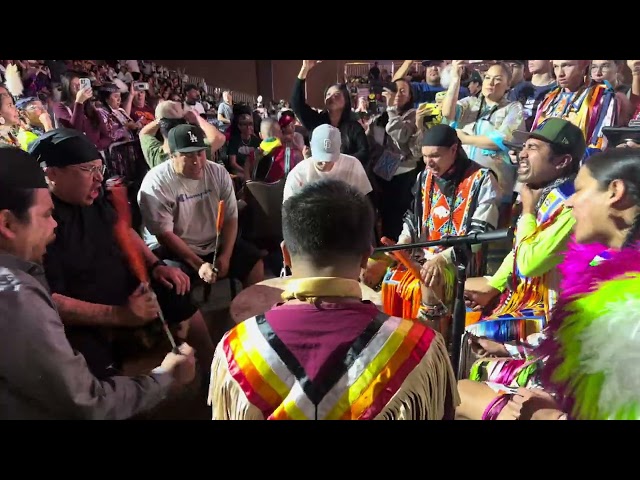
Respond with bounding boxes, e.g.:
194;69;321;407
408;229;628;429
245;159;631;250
153;59;408;108
152;60;259;96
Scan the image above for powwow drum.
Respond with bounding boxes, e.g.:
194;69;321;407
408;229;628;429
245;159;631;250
229;276;382;325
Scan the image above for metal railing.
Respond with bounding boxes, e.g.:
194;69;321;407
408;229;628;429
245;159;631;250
181;73;256;107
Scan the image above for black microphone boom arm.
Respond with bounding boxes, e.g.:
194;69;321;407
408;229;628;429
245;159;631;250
373;228;514;254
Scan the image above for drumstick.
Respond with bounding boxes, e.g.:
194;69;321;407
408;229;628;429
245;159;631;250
380;237;421;279
211;200;225;275
110;186;180;354
145;285;179;353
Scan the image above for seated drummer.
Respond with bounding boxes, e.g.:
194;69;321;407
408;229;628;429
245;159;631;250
283;124;373;202
137;123;264;288
385;125;500;327
0;148;196;420
30;129;214;379
208;179;458;420
455;118;585;420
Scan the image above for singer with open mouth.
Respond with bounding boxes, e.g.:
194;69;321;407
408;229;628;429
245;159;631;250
456;118;585;420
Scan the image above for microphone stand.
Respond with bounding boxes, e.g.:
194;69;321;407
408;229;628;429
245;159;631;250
450;245;469;377
374;228;513;377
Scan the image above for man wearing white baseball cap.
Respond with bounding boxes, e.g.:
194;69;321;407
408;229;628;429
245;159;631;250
283;124;372;202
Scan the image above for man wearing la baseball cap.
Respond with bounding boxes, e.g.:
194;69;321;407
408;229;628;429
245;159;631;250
138;122;265;308
283;124;372;202
168;124;209;156
457;117;586;420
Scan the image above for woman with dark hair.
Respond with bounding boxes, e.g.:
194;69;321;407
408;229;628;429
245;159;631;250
52;72;111;149
442;61;525;209
96;83;142;179
290;60;369;167
96;83;137;145
367;79;421;239
535;148;640;420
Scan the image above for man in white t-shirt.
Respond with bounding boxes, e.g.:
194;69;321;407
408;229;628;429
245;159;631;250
184;84;206;117
138;124;264;287
283;124;372;202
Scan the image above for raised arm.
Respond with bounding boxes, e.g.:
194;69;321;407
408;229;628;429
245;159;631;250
291;61;325;131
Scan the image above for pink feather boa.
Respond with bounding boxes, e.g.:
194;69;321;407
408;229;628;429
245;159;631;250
537;238;640;417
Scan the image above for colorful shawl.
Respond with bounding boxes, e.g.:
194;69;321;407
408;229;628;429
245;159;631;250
208;277;459;420
538;241;640;420
381;163;488;319
531;82;617;159
466;179;575;343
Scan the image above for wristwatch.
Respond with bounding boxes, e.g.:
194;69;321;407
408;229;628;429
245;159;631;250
150;260;167;272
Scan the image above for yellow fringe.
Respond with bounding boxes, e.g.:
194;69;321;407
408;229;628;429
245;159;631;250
374;331;460;420
208;342;265;420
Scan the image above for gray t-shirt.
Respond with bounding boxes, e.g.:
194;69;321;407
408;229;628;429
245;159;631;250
138;160;238;256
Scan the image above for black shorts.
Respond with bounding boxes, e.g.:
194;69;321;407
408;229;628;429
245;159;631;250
149;276;198;325
154;238;262;283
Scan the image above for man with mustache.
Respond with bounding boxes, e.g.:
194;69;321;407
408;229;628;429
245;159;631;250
30;128;214;382
457;118;586;420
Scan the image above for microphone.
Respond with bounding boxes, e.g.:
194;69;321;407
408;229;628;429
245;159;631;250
374;228;514;254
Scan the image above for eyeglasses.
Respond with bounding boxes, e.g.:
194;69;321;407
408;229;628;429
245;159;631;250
591;64;613;72
73;164;106;176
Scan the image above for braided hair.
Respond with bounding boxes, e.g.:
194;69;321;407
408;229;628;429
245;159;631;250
585;148;640;249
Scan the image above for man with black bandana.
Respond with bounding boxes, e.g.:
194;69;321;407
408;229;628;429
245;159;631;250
381;125;500;332
29;129;215;380
0;147;195;419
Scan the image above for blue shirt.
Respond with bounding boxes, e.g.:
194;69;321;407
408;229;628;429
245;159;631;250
411;82;470;107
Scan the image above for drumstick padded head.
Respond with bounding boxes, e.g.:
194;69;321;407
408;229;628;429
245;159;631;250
216;200;225;233
111;186;149;284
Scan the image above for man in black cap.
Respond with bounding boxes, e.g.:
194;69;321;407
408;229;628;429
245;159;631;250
382;124;500;334
465;70;483;98
29;128;214;380
0;146;195;419
138;124;264;289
